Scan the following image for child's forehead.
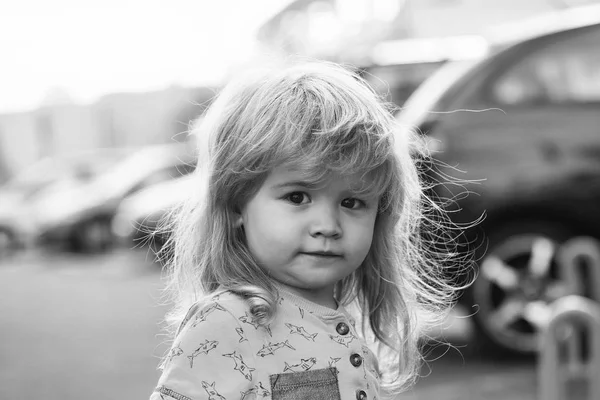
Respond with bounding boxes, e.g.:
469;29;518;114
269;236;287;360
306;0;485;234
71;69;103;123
264;165;377;192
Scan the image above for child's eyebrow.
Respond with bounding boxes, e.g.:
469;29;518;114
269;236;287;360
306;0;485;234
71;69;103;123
271;180;320;190
271;180;378;197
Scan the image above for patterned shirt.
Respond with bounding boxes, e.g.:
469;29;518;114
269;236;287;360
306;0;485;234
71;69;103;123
150;288;381;400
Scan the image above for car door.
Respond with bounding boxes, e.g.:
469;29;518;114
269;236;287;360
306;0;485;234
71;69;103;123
435;25;600;199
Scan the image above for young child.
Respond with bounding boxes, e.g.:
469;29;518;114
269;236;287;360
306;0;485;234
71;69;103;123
150;60;461;400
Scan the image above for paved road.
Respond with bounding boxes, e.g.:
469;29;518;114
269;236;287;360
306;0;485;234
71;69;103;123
0;249;538;400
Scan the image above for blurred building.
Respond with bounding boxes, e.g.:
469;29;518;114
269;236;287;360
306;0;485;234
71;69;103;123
0;85;214;182
0;104;96;183
90;85;215;148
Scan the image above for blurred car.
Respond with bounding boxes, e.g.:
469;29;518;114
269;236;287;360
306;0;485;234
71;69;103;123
0;148;130;255
34;141;197;253
111;174;195;252
362;35;489;107
397;5;600;356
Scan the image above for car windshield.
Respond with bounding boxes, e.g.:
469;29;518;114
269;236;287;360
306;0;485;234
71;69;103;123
396;58;481;130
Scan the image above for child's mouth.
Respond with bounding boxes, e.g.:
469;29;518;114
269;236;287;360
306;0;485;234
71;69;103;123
300;251;343;258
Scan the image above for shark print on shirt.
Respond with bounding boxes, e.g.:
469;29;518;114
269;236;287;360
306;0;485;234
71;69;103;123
285;322;318;341
256;340;295;357
283;357;317;372
235;327;248;343
201;381;226;400
328;356;342;372
253;382;270;398
167;345;184;364
223;351;255;381
329;333;356;347
188;339;219;368
240;382;271;400
192;303;226;328
239;311;260;329
239;312;272;337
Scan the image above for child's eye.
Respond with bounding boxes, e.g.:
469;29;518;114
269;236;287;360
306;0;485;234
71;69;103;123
285;192;310;205
341;198;366;209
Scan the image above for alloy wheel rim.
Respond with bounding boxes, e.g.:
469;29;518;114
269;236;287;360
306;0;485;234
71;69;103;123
473;233;567;353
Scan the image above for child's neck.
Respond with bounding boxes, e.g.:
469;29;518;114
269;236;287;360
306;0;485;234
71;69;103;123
274;282;338;310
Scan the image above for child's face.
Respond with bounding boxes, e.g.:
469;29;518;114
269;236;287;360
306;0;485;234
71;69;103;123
240;166;379;307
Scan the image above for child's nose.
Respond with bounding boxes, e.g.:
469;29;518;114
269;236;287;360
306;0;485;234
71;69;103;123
309;204;342;239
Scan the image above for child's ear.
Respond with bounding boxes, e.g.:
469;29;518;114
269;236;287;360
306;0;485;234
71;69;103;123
234;215;243;228
232;206;244;228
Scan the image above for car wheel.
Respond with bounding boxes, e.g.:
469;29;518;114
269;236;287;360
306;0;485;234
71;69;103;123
464;221;575;358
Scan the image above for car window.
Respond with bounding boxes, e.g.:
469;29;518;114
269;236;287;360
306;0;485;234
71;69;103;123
491;27;600;106
364;61;446;107
396;58;480;128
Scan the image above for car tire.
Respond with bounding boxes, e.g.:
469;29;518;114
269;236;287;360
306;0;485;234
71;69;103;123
463;220;575;358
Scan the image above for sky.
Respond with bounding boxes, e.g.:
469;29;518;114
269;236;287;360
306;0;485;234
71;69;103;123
0;0;288;114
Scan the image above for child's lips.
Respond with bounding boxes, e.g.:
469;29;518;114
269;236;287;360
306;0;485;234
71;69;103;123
300;251;343;258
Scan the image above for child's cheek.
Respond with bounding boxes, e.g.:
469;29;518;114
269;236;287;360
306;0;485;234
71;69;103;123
245;207;299;262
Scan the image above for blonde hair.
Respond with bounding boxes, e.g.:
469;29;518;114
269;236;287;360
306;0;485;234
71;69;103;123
159;59;466;396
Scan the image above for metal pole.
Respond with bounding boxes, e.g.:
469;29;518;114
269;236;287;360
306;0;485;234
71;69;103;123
539;295;600;400
557;237;600;302
555;237;600;372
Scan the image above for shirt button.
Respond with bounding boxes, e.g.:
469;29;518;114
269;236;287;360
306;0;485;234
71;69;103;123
350;353;363;367
356;389;367;400
336;322;350;335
